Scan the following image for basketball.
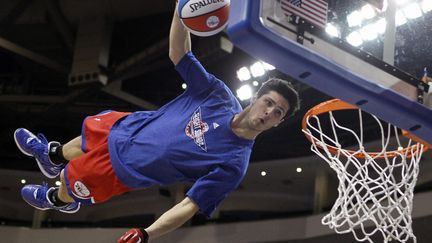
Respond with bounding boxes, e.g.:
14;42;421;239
178;0;230;37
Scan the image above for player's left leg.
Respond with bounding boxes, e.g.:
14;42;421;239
58;169;75;203
21;169;80;214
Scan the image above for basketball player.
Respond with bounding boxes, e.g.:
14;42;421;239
14;2;300;243
421;68;432;108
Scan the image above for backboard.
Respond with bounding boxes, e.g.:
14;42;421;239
227;0;432;145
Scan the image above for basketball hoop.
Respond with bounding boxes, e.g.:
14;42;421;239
302;99;430;243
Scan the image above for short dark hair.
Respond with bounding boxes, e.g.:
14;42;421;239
256;78;300;118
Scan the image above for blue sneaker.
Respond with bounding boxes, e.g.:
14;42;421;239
21;183;80;214
14;128;65;178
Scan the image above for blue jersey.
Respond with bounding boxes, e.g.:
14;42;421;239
108;52;254;217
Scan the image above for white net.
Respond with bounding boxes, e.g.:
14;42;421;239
302;103;425;243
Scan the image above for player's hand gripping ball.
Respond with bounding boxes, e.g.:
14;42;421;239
117;228;149;243
178;0;230;37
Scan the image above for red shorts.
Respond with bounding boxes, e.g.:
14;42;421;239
64;110;132;205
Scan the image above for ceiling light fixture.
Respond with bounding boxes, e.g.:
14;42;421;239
359;24;378;41
325;23;340;38
421;0;432;12
236;84;253;101
237;67;251;81
261;62;275;71
346;31;363;47
395;10;408;26
375;18;387;34
250;62;266;78
361;4;377;19
347;10;364;27
402;3;423;19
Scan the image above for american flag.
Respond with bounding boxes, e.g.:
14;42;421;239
280;0;328;29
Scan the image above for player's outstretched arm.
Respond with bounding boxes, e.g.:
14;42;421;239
145;197;199;240
117;197;199;242
169;1;191;65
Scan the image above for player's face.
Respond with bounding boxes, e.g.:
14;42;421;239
248;91;290;131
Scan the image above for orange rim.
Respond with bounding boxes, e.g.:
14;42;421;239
302;99;429;159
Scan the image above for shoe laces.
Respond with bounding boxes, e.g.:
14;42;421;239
36;134;49;146
35;182;50;201
29;134;49;160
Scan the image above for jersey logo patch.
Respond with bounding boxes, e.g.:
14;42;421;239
73;181;90;198
213;122;219;129
185;107;209;151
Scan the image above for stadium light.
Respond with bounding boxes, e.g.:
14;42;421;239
396;0;410;6
375;18;387;34
352;18;385;42
348;0;426;37
261;61;275;71
236;84;253;101
361;4;377;19
346;31;363;47
252;81;260;87
325;23;340;38
347;10;363;27
402;3;423;19
421;0;432;12
250;62;266;78
395;10;408;26
360;23;378;41
237;67;251;81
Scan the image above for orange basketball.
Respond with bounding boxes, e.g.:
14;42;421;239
178;0;230;37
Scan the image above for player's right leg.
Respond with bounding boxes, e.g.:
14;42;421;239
62;136;85;160
14;128;69;178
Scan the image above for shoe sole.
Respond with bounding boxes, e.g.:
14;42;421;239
22;198;49;211
22;198;80;214
22;187;80;214
59;204;81;214
14;129;58;179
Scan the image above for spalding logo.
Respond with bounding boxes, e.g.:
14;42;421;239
74;181;90;198
189;0;225;13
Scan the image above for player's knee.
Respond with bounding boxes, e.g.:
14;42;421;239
58;170;75;202
60;169;65;181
